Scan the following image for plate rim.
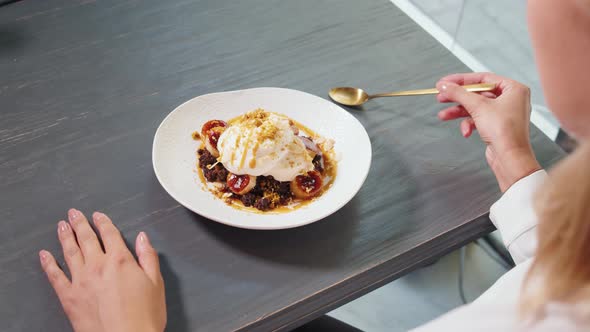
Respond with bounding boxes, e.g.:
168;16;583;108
152;87;371;230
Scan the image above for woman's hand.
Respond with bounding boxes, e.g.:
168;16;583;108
39;209;166;332
436;72;542;192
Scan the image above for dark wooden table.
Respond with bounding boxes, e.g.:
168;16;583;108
0;0;564;331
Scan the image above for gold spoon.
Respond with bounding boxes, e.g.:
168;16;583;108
329;83;496;106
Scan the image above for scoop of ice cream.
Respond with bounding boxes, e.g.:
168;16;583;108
217;109;314;181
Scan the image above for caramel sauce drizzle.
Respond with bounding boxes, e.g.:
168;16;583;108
230;134;240;165
249;142;259;168
238;132;251;170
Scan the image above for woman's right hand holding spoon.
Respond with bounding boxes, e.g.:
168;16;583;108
436;72;542;192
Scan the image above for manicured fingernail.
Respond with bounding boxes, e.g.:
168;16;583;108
436;81;447;90
68;209;79;220
93;211;104;222
39;250;48;263
138;232;149;246
58;220;68;233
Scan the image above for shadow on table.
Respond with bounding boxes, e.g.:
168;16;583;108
194;199;360;269
159;254;190;332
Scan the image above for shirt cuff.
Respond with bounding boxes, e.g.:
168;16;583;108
489;170;547;250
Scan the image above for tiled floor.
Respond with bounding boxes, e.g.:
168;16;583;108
328;240;509;331
412;0;541;104
326;2;555;330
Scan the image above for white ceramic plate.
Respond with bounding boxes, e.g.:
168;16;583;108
152;87;371;230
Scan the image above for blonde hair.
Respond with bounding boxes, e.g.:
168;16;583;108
520;142;590;319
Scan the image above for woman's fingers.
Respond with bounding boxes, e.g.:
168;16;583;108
436;91;497;103
439;72;503;85
39;250;71;301
480;91;497;99
135;232;163;286
436;82;488;117
92;212;129;255
437;72;505;101
437;105;477;137
460;118;477;137
438;105;470;120
58;220;84;275
68;209;103;259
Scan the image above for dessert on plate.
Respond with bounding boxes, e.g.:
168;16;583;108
193;108;336;212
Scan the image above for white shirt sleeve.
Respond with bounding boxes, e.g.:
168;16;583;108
489;170;547;265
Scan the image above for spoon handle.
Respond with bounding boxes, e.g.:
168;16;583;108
370;83;496;98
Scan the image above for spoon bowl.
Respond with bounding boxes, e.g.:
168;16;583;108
329;87;370;107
